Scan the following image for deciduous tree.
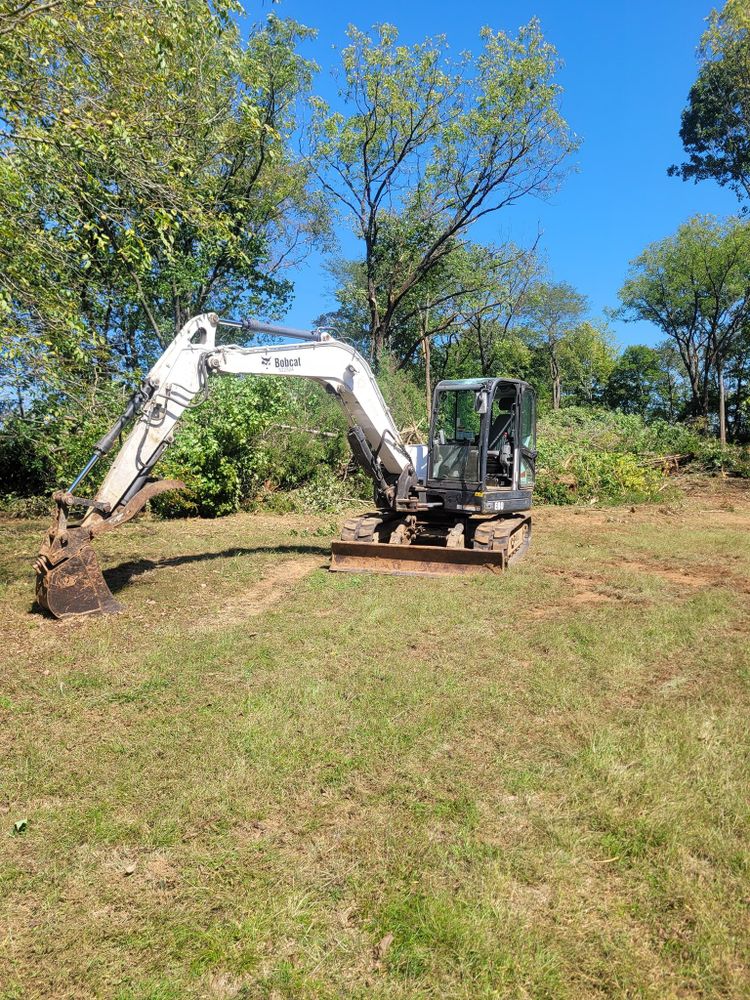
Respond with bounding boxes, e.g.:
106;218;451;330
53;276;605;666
605;344;678;418
618;216;750;441
670;0;750;204
0;2;322;406
310;20;578;365
523;281;588;409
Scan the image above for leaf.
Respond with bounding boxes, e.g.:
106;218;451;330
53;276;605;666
12;818;28;835
373;931;394;962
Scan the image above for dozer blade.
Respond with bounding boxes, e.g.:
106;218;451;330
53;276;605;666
330;540;506;576
35;479;184;619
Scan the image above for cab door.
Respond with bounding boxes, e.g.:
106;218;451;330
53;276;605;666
519;387;536;490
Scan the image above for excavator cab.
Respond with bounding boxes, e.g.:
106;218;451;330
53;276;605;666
332;377;536;575
426;378;535;515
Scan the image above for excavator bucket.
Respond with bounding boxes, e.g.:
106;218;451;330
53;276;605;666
34;480;184;620
35;530;122;618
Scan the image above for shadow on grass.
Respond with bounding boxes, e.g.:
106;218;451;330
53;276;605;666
102;543;330;594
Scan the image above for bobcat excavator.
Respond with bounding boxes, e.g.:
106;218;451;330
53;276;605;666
35;314;536;618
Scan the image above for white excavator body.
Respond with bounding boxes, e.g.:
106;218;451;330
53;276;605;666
35;314;535;618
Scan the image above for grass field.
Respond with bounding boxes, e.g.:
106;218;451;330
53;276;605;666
1;484;749;999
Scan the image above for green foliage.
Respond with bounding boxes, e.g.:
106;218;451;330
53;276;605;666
559;320;617;404
154;378;289;518
641;418;750;477
311;19;578;362
0;381;140;501
619;215;750;423
535;408;665;505
535;406;750;505
0;494;54;519
0;416;55;496
522;280;589;409
150;375;367;518
1;4;747;523
604;344;682;419
263;467;371;515
670;0;750;202
0;2;322;403
374;354;429;434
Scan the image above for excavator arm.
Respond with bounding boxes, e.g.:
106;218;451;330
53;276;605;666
35;313;417;618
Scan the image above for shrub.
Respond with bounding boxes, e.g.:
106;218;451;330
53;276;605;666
534;406;749;506
259;467;372;514
0;493;54;518
153;377;288;518
3;375;748;520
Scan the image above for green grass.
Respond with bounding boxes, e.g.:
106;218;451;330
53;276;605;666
0;492;748;998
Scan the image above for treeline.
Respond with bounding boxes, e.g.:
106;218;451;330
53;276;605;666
1;1;749;516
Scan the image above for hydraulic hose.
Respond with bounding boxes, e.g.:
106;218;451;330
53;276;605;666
67;380;157;493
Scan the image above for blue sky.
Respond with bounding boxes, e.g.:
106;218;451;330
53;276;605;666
261;0;738;348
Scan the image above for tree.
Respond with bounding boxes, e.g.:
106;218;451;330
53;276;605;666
523;281;588;408
320;236;541;419
618;216;750;442
605;344;677;418
453;245;542;378
670;0;750;204
559;320;616;405
0;2;322;407
310;20;578;365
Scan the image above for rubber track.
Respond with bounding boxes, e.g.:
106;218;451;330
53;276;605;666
340;513;388;543
472;515;531;564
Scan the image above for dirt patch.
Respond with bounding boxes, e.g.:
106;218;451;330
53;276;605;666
529;591;614;618
616;558;750;594
143;855;179;888
239;556;321;615
569;589;611;605
199;556;322;627
530;568;618;617
533;478;750;532
543;556;750;603
619;561;714;588
507;880;554;916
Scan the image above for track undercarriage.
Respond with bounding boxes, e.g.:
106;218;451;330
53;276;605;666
330;510;531;576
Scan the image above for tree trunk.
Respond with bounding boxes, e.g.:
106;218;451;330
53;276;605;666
666;372;677;423
550;352;561;410
366;250;381;365
734;374;743;438
677;342;706;419
476;317;488;376
420;306;432;419
372;324;385;367
718;362;727;447
422;332;432;419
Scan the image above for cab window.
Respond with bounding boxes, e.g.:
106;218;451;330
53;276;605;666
521;391;535;450
431;389;481;481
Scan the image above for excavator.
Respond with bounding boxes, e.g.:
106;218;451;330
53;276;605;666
34;314;536;618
